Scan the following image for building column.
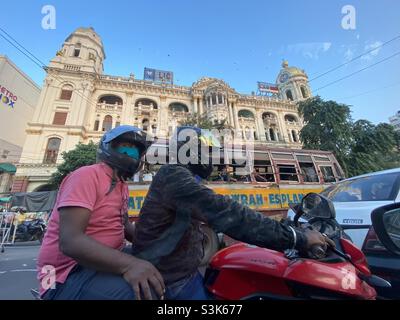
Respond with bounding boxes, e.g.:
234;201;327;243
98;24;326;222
33;78;52;123
277;112;289;143
266;128;271;141
256;112;267;141
193;98;198;114
159;96;168;137
198;98;203;115
233;103;239;130
254;116;261;141
228;102;234;126
121;92;134;126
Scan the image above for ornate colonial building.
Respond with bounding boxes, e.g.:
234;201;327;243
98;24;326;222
13;27;312;192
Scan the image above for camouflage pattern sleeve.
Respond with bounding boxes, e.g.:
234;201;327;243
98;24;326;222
158;165;307;252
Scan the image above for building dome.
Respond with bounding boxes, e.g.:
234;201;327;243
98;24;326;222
281;60;307;77
277;60;308;84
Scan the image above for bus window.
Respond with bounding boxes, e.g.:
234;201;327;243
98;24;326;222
253;160;275;182
297;155;319;183
299;162;319;182
227;156;249;182
232;165;251;182
320;166;336;183
313;155;330;162
277;164;299;182
334;163;345;181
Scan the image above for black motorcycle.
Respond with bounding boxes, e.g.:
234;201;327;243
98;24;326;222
12;219;46;243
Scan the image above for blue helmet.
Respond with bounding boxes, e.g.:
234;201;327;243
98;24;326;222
97;125;152;179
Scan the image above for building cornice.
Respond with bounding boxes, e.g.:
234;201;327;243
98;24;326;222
46;67;304;108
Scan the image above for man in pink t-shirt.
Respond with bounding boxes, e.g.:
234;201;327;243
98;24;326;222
37;126;165;300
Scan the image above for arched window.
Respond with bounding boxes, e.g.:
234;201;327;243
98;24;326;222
98;95;123;105
211;93;217;105
102;115;113;132
60;84;73;101
262;112;275;120
94;120;100;131
169;103;189;113
269;128;276;141
73;43;81;57
292;130;298;142
238;110;255;119
285;114;297;123
301;86;308;98
135;99;158;110
244;127;252;140
218;93;224;104
152;124;157;135
286;90;293;101
43;138;61;164
142;119;150;132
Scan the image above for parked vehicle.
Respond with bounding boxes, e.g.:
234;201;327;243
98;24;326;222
287;168;400;298
9;207;47;243
12;218;46;243
205;193;391;300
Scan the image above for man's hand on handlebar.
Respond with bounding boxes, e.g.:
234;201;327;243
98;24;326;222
303;229;336;252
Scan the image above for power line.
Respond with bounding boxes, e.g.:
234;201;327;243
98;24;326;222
0;27;99;112
0;32;45;70
336;80;400;101
313;51;400;93
309;34;400;82
0;27;47;67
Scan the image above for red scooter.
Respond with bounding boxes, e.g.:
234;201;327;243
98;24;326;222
205;193;391;300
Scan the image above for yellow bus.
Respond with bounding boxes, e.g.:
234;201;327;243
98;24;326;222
127;144;345;221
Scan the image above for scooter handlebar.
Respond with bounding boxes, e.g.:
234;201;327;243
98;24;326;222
309;244;327;259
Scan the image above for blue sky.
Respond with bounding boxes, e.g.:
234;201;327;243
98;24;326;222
1;0;399;124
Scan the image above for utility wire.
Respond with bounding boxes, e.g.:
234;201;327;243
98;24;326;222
313;51;400;93
309;34;400;82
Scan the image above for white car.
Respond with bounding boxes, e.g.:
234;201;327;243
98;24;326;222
288;167;400;249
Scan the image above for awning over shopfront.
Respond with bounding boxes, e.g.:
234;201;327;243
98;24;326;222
0;163;16;174
10;191;57;212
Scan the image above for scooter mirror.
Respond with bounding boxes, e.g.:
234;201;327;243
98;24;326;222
371;203;400;256
300;193;336;219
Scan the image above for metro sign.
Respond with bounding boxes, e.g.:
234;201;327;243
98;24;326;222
0;84;18;108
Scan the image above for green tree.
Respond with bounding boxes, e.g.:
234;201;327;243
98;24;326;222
179;113;234;145
298;96;353;174
49;141;98;188
179;113;229;130
347;121;400;176
299;96;400;177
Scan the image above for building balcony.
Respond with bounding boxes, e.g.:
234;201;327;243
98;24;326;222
96;103;123;113
285;120;300;126
169;111;188;118
263;117;277;126
238;116;255;123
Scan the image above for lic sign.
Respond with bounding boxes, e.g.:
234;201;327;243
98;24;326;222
0;84;17;108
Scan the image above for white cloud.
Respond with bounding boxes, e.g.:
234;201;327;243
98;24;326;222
344;47;355;61
339;43;359;62
286;42;332;60
360;41;383;61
